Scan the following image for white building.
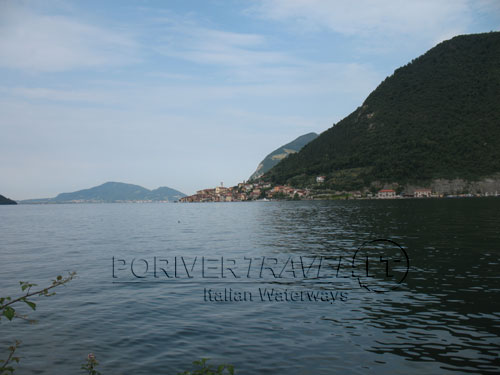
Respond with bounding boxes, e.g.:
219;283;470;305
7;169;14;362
414;189;432;198
377;189;396;199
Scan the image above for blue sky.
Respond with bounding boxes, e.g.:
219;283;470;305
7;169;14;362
1;0;499;199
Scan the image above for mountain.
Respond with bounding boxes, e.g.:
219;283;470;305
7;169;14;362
21;182;186;203
249;132;318;180
265;32;500;191
0;194;17;205
146;186;187;201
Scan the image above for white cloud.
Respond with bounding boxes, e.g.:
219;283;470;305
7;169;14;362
0;1;139;71
0;86;115;103
249;0;474;38
0;61;380;110
474;0;500;14
150;15;291;68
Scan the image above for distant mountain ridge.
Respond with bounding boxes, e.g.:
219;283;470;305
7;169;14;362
265;32;500;190
249;132;318;180
21;182;186;203
0;194;17;205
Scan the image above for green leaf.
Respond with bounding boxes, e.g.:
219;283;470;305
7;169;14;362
24;300;36;310
3;306;15;320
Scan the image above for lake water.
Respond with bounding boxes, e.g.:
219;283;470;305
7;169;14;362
1;199;499;374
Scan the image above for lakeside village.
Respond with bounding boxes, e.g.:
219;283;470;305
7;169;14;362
179;176;500;203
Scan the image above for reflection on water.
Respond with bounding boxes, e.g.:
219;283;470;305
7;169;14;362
0;199;499;374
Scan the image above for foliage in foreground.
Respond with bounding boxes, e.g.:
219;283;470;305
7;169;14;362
178;358;234;375
1;274;234;375
82;353;101;375
80;355;234;375
0;272;76;374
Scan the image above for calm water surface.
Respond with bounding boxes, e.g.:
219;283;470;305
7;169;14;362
1;199;499;374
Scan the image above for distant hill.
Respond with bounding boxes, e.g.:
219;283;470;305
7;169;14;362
249;132;318;180
265;32;500;190
0;194;17;205
146;186;187;201
21;182;186;203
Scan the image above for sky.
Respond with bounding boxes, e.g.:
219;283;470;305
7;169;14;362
1;0;499;199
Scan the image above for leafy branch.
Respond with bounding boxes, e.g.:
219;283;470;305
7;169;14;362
0;272;76;320
0;341;20;375
0;272;76;374
1;273;236;375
